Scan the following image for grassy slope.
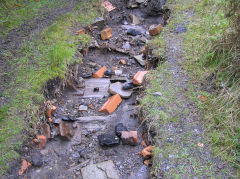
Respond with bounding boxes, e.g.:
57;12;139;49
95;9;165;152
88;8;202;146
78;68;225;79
142;0;240;177
0;0;102;175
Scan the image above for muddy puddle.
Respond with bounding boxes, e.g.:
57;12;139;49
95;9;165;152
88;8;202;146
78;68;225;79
14;0;169;178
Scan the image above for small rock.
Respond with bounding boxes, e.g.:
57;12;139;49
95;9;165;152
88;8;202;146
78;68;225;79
115;123;128;137
98;134;120;147
89;38;99;48
81;73;92;78
104;69;114;77
78;105;88;112
62;115;76;121
119;60;127;65
130;13;140;25
136;0;145;3
166;138;173;143
121;131;138;146
134;54;145;66
127;28;142;36
31;152;43;167
114;70;123;76
149;24;163;36
92;17;105;30
122;41;131;50
93;87;99;92
72;152;80;160
59;121;75;140
122;82;134;90
108;82;132;98
152;92;162;96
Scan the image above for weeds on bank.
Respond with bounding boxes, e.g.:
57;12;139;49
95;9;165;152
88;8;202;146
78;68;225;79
0;0;102;175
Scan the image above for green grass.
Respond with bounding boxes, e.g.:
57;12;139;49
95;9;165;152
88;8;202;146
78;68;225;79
142;0;240;176
0;0;103;175
0;0;69;37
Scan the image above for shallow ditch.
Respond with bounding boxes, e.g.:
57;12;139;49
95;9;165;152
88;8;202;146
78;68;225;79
8;0;169;178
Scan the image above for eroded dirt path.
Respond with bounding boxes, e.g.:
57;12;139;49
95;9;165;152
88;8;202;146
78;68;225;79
10;1;167;179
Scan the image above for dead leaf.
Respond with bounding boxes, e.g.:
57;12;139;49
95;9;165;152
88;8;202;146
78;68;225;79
198;95;207;102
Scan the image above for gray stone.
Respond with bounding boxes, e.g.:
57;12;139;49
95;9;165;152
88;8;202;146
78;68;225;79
31;152;43;167
92;17;105;30
130;13;140;25
108;82;132;98
81;160;119;179
136;0;145;3
89;38;99;48
78;105;88;112
114;70;123;76
76;114;116;123
152;92;162;96
122;41;131;50
71;123;82;145
134;54;145;66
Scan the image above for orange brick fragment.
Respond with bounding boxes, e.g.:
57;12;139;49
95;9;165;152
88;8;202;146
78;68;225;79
141;141;147;147
101;1;116;12
121;131;138;145
19;159;31;176
144;159;150;166
99;94;122;114
142;46;147;56
100;27;112;40
149;24;163;36
141;145;153;158
93;66;107;78
77;29;85;35
37;135;47;149
46;105;57;118
133;71;149;85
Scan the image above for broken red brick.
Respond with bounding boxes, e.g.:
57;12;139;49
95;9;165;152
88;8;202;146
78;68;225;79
121;131;138;146
46;104;57;118
77;28;85;35
93;66;107;78
141;145;153;158
142;46;147;56
133;71;149;85
119;59;127;65
99;94;122;114
149;24;163;36
101;1;116;12
141;141;147;147
18;159;31;176
37;135;47;149
144;159;150;166
43;123;51;139
100;27;112;40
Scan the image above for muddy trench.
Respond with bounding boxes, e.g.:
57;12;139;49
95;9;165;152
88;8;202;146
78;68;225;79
12;1;169;179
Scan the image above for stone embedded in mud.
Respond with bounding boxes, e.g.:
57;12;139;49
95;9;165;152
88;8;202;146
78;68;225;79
92;17;105;30
99;94;122;114
43;123;51;139
61;115;76;121
104;69;114;77
31;152;43;167
59;121;75;140
130;13;141;25
149;24;163;36
110;76;127;83
122;41;131;50
133;71;149;85
127;28;142;36
98;134;120;147
121;131;138;146
115;123;128;137
122;82;134;90
114;70;123;76
108;82;132;99
134;54;145;66
93;66;107;78
100;27;112;40
78;105;88;112
81;160;119;179
119;59;127;65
